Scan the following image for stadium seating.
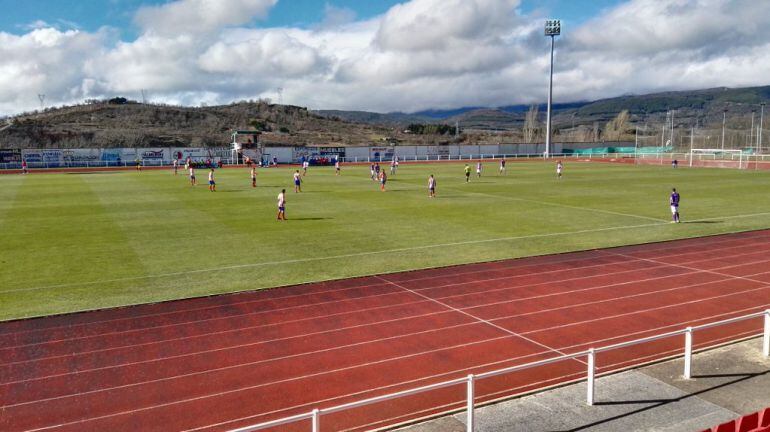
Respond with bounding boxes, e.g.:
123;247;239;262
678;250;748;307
703;408;770;432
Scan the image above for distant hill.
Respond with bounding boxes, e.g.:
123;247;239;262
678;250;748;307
0;101;405;149
320;86;770;131
2;85;768;149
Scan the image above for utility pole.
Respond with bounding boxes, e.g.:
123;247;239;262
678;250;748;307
721;109;727;150
37;94;46;110
757;102;765;152
671;110;675;147
276;87;284;105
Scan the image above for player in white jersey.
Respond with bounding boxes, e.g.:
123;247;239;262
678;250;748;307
428;175;436;198
302;160;309;176
173;159;178;175
499;158;506;175
277;189;286;220
293;170;302;193
189;166;196;186
208;169;216;192
556;161;563;179
335;159;341;176
476;162;482;178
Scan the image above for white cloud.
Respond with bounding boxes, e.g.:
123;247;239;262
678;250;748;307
320;3;357;28
134;0;277;35
374;0;521;52
0;28;106;114
1;0;770;116
198;30;330;77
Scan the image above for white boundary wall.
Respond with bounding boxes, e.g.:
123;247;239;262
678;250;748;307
0;142;625;168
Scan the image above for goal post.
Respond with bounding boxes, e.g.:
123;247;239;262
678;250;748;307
689;148;746;169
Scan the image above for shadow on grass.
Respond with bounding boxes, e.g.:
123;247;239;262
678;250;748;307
289;217;331;221
683;220;723;224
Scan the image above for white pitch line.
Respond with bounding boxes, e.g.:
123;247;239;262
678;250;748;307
0;252;638;339
0;262;675;364
5;212;770;296
4;230;765;341
5;245;770;360
444;184;666;222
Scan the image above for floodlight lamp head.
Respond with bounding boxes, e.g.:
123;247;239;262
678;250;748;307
545;19;561;36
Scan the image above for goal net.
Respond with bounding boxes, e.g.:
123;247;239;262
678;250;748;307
689;148;747;169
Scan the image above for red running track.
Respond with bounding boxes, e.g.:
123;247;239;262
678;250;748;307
2;230;770;432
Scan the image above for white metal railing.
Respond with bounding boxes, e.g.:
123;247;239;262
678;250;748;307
231;310;770;432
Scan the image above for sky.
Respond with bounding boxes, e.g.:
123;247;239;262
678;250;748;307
0;0;767;116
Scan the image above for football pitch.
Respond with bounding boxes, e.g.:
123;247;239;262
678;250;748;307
1;160;769;321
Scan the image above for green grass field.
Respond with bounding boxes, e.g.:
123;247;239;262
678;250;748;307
1;160;769;321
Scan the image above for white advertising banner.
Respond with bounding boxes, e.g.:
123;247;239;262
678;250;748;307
62;149;101;163
22;149;63;165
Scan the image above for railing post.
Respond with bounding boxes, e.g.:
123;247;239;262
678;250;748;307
311;408;320;432
587;348;595;406
684;327;693;379
762;309;770;357
466;374;475;432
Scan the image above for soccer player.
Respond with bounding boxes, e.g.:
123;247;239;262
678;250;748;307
670;188;681;223
208;169;216;192
370;163;376;180
293;170;302;193
428;174;436;198
189;166;196;186
302;160;309;176
277;189;286;221
476;161;482;178
335;158;341;176
250;166;257;187
21;159;27;174
556;161;563;179
135;159;142;172
173;159;178;175
464;164;471;182
374;162;381;180
672;159;679;168
390;157;397;175
499;158;506;175
379;170;387;191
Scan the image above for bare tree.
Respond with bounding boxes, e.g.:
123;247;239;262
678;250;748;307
604;110;630;141
523;105;539;143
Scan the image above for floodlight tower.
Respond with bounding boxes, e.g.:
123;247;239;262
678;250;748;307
544;19;561;158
